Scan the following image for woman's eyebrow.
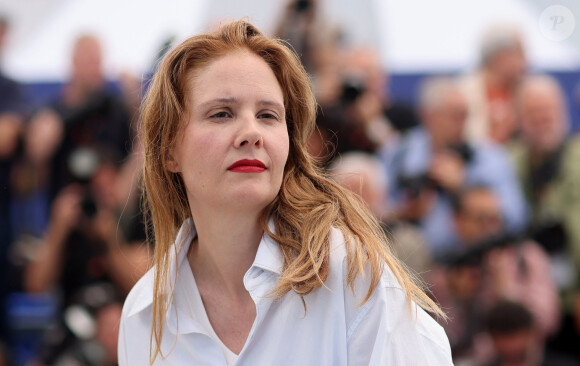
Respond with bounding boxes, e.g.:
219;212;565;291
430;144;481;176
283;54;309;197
198;97;238;109
198;98;284;112
257;100;285;111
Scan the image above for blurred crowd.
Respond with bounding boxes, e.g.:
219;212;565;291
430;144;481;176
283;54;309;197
1;1;580;365
0;16;149;366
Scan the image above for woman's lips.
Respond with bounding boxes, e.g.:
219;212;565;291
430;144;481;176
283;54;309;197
228;159;267;173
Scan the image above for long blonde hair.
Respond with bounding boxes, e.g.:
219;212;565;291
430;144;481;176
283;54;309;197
141;20;443;363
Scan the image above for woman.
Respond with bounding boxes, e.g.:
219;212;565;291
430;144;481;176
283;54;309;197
118;20;452;365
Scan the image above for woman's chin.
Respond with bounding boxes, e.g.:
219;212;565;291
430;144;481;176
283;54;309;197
222;190;278;213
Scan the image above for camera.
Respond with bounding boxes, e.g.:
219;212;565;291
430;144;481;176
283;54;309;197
67;147;100;218
397;174;438;198
340;77;366;104
39;283;121;366
294;0;312;13
439;232;519;268
397;142;474;198
447;142;474;164
530;220;567;254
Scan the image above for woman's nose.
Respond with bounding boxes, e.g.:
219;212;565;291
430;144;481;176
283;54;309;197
235;116;263;148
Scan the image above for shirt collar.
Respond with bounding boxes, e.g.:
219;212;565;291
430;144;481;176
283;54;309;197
126;218;196;318
127;217;284;318
251;218;283;275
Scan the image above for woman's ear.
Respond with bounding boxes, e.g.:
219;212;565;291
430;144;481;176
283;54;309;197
165;149;180;173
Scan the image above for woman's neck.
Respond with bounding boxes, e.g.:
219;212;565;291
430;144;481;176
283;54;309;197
188;210;263;300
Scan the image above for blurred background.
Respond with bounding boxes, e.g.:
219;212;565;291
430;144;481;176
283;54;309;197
2;0;580;123
0;0;580;365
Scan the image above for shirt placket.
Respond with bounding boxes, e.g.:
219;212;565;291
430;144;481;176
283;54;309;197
235;267;277;363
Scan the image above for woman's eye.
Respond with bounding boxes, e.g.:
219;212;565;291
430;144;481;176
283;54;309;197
210;111;230;119
258;112;277;120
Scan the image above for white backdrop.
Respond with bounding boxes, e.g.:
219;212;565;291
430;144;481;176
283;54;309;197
0;0;579;82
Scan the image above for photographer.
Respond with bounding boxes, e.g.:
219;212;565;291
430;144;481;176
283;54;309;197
484;301;579;366
274;0;340;74
429;186;559;364
25;147;150;294
314;47;419;164
329;152;433;282
28;34;133;202
0;14;29;344
23;148;150;364
460;24;527;145
382;77;527;256
509;74;580;359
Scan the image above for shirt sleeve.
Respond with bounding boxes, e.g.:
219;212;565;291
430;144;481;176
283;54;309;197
346;282;453;365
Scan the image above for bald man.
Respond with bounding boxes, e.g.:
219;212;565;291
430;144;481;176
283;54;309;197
510;75;579;266
509;76;580;344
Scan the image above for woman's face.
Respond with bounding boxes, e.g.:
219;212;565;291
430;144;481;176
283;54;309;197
168;50;289;216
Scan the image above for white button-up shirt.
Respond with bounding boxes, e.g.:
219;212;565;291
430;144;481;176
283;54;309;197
118;219;453;365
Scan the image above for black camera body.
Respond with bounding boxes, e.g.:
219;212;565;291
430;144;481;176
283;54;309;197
397;174;438;198
439;233;519;268
530;220;567;254
294;0;312;12
397;142;475;198
340;77;366;105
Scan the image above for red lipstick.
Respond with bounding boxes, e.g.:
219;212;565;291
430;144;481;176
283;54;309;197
228;159;267;173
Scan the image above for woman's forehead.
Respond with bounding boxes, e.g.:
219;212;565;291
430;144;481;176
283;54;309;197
184;52;284;107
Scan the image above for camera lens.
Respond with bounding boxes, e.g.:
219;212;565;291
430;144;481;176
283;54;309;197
295;0;311;12
68;147;100;182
